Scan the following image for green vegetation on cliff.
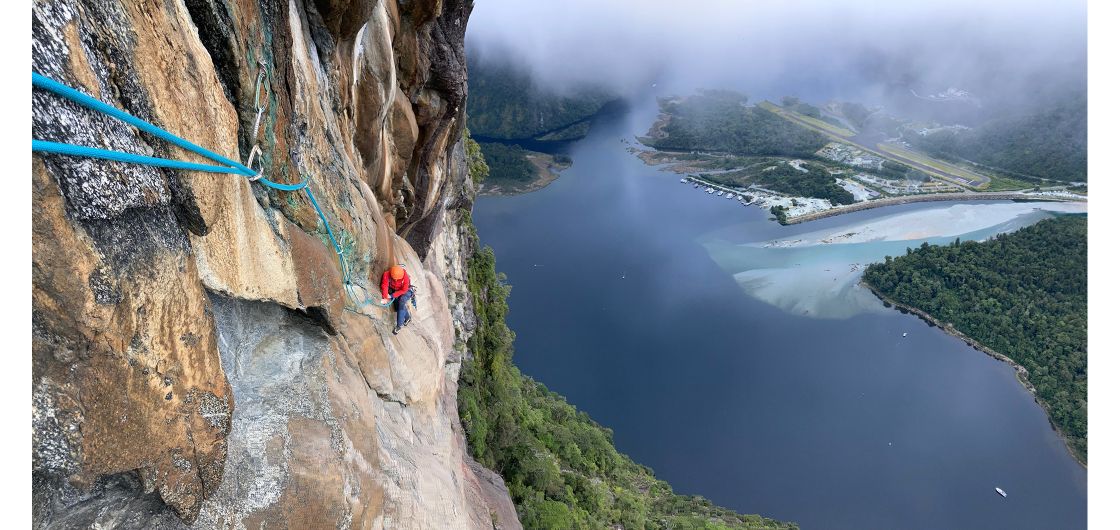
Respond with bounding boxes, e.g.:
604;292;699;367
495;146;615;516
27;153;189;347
457;143;795;528
466;55;615;141
465;130;490;184
644;90;827;157
863;216;1087;462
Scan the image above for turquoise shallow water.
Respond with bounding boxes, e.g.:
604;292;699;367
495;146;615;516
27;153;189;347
700;206;1079;319
473;100;1086;529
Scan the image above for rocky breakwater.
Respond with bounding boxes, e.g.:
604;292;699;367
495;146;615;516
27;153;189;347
32;0;518;528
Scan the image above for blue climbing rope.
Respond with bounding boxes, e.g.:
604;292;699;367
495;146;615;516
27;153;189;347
33;72;254;176
32;139;254;174
31;71;392;309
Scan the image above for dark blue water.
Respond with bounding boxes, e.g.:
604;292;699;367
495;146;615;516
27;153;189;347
472;103;1087;530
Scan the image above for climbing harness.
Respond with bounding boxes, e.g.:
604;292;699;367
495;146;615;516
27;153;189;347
31;70;391;309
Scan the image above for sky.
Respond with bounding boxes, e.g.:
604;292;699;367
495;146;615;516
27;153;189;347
466;0;1087;113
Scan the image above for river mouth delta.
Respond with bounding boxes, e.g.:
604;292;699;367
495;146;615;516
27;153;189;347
473;99;1087;530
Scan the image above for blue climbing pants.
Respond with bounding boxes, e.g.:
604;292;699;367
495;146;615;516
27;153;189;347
394;287;416;328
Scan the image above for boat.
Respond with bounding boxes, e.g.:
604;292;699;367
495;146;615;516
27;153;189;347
902;332;908;337
680;178;687;183
693;183;699;188
995;487;1007;498
716;191;724;197
727;194;734;199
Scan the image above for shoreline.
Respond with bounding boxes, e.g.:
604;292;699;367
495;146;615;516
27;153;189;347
635;141;1085;226
784;192;1081;225
673;172;1083;227
860;281;1087;468
479;152;571;197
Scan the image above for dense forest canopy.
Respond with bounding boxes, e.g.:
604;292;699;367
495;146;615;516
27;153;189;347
645;90;828;157
904;95;1087;182
863;216;1087;462
756;163;855;205
477;142;536;183
466;54;616;141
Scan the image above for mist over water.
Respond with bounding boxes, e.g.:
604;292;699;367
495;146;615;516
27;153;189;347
468;0;1086;114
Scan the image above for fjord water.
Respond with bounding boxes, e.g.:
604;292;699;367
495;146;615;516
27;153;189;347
472;105;1087;529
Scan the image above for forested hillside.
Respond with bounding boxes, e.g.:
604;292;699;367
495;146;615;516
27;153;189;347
643;90;827;157
863;216;1088;462
478;142;536;184
906;95;1087;182
466;54;616;141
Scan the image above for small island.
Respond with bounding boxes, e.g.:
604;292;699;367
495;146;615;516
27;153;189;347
633;90;1085;224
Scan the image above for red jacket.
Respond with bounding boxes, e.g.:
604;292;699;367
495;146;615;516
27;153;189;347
381;270;410;299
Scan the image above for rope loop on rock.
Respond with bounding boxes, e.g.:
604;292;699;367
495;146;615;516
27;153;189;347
32;71;256;177
31;70;393;310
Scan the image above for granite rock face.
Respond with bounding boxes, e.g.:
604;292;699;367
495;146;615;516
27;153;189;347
32;0;518;528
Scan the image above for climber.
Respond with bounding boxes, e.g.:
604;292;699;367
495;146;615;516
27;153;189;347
381;264;417;334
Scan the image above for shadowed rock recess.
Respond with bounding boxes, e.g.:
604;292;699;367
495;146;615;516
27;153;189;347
32;0;520;527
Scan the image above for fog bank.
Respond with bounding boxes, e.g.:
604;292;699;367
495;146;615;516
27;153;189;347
468;0;1086;112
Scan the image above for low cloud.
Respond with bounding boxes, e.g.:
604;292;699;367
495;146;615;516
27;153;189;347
468;0;1086;113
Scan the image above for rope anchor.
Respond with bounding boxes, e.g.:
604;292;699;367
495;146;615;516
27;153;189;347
246;145;264;181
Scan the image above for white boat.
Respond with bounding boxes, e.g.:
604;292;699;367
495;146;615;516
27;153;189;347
693;183;699;188
680;178;687;183
727;194;734;199
902;332;908;337
995;487;1007;498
